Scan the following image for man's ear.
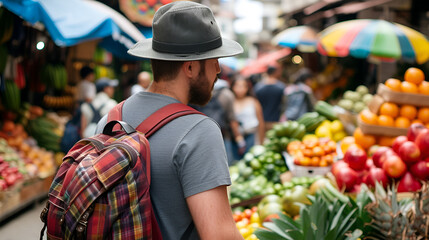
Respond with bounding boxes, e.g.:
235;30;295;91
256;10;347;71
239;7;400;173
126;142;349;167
182;61;197;78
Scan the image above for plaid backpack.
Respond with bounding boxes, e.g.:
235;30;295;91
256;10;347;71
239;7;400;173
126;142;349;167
40;102;202;239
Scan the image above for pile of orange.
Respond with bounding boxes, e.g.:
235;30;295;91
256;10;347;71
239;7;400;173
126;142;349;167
385;67;429;94
359;103;429;129
287;138;337;167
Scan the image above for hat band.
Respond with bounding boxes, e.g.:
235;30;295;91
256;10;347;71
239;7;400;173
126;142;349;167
152;37;222;54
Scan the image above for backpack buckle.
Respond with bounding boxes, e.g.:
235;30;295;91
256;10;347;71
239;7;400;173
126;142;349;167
75;204;94;239
40;202;49;223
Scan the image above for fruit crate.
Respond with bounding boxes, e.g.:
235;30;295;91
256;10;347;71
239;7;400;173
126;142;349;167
358;117;407;137
283;152;332;177
377;83;429;107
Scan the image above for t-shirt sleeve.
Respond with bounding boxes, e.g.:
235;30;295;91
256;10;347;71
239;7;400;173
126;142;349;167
174;118;231;198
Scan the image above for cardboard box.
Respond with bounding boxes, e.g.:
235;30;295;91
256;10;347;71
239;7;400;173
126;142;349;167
283;152;331;177
377;83;429;107
368;95;385;114
358;117;407;137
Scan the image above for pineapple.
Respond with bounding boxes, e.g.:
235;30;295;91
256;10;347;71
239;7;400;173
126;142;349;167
409;182;429;239
365;182;429;240
254;190;362;240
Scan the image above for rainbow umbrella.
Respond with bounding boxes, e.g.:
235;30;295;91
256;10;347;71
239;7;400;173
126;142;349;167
272;26;318;52
317;19;429;64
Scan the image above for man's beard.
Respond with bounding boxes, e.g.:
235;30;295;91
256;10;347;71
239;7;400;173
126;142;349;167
188;65;215;106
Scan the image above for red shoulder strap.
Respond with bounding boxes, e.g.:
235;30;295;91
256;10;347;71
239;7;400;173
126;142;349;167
136;103;203;137
107;101;204;137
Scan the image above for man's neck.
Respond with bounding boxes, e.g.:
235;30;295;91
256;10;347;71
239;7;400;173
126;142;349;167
148;80;189;104
264;76;278;84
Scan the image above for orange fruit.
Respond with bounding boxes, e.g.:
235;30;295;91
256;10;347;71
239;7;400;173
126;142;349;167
340;136;355;153
404;67;425;85
418;81;429;95
395;116;411;128
399;104;417;120
385;78;402;92
412;119;424;125
401;81;419;93
353;127;376;150
418;107;429;123
378;136;395;147
377;115;395;127
359;109;378;124
426;123;429;129
379;102;399;118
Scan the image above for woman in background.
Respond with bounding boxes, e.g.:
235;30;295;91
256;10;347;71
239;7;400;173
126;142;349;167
231;76;265;160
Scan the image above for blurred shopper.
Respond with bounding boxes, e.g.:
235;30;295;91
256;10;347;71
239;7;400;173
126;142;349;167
76;66;96;104
94;2;244;239
81;77;118;138
131;71;152;95
254;64;286;131
231;76;265;160
192;78;245;164
283;68;317;120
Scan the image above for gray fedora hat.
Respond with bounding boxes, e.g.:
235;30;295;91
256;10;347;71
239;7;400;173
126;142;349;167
127;1;243;61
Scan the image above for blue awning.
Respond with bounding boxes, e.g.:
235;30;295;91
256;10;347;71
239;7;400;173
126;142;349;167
0;0;145;59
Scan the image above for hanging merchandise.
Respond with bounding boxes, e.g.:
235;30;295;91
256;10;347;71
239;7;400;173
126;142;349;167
1;78;21;112
0;7;14;44
40;64;67;91
0;44;7;74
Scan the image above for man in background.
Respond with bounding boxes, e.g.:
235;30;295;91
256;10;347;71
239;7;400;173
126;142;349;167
254;64;286;131
131;71;152;95
81;77;118;138
76;66;96;104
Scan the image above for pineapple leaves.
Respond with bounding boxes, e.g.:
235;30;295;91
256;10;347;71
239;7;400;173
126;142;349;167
254;228;289;240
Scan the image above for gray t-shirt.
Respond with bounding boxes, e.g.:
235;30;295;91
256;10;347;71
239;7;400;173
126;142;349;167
96;92;231;240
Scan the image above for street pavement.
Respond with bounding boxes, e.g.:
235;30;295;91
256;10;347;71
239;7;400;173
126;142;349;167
0;200;46;240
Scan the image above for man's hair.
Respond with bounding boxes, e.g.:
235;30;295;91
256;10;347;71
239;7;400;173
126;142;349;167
266;65;277;75
150;59;206;82
150;60;184;82
80;66;94;79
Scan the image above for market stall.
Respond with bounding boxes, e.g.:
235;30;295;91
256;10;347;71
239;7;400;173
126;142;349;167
0;0;146;222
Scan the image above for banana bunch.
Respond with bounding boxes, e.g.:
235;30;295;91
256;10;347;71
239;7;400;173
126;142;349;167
0;7;14;44
1;78;21;112
26;116;61;152
41;64;68;91
0;44;7;74
43;95;74;109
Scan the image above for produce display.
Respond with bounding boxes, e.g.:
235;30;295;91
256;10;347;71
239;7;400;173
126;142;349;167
337;85;373;113
0;138;25;190
331;123;429;193
233;206;261;240
287;138;338;167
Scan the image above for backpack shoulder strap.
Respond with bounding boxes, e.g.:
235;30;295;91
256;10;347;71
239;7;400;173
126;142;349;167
107;101;204;137
136;103;204;138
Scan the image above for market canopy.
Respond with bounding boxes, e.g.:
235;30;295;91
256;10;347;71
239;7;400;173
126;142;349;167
0;0;145;59
317;19;429;64
272;26;318;52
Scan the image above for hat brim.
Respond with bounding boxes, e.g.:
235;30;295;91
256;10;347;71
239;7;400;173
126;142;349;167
127;38;243;61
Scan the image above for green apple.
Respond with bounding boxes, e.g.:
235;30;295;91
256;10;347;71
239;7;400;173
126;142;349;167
282;185;311;217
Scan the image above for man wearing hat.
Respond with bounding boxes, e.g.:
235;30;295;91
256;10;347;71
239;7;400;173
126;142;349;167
95;1;243;239
81;77;118;138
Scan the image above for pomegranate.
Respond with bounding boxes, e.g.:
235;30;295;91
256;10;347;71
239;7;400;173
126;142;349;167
407;123;426;142
382;153;407;178
392;136;408;154
397;172;422;192
409;160;429;181
344;146;367;171
415;129;429;158
398;141;421;164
